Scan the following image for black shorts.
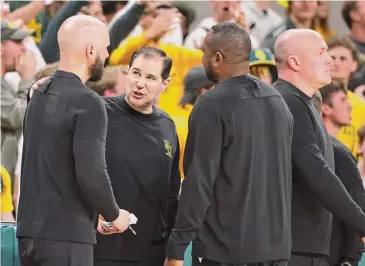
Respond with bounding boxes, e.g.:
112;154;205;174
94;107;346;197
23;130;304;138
18;237;93;266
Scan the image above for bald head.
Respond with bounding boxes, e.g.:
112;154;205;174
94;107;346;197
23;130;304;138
274;29;323;67
57;15;110;82
274;29;332;91
58;15;108;56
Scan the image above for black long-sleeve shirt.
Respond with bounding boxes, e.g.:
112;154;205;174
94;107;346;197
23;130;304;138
166;75;293;263
108;3;145;55
274;79;365;256
94;96;181;262
17;70;119;244
329;137;365;265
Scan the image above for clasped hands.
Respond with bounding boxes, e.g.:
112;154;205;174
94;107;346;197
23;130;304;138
97;209;136;235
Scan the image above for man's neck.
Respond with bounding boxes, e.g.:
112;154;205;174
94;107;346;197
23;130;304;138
323;118;340;137
278;71;317;97
289;14;312;29
350;25;365;43
218;63;250;82
58;59;89;84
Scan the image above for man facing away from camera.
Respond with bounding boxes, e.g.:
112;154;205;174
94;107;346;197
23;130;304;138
165;22;294;266
17;15;130;266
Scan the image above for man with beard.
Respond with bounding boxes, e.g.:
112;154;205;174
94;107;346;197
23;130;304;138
16;15;131;266
94;46;181;266
165;22;293;266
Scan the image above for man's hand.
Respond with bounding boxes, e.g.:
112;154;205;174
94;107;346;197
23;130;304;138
144;9;177;42
97;215;118;235
164;258;183;266
111;209;131;233
354;85;365;99
29;77;49;98
16;51;37;79
234;9;248;30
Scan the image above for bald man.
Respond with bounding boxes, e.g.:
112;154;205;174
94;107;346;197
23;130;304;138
273;29;365;266
16;15;131;266
165;22;293;266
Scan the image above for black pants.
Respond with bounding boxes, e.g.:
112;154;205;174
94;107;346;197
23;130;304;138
288;253;329;266
18;237;93;266
192;257;288;266
94;258;165;266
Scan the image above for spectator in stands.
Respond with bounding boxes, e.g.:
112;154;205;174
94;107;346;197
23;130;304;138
1;165;15;222
79;1;107;24
359;125;365;180
348;71;365;100
171;65;214;177
7;0;64;44
241;0;283;46
342;1;365;61
327;37;365;158
1;20;36;182
102;1;128;24
88;65;128;96
314;1;336;41
249;48;278;84
185;1;259;49
262;1;318;52
319;83;365;266
171;2;196;41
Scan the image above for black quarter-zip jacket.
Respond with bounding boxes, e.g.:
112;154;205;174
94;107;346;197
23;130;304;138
94;96;181;262
166;75;294;263
274;79;365;256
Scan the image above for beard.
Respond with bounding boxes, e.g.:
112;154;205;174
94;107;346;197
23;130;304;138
204;61;219;83
88;53;105;82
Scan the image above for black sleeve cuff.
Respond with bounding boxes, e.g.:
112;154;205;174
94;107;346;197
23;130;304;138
102;203;119;223
165;236;189;261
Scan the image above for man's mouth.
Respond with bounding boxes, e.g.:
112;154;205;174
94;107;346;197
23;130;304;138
132;91;144;99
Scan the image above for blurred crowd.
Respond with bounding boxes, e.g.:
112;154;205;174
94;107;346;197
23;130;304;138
1;0;365;223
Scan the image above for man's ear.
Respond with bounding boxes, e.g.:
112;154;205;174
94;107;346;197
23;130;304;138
86;45;95;60
287;55;300;72
212;52;223;67
161;78;170;92
321;103;332;116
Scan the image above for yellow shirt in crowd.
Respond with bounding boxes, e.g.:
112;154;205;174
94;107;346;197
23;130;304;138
170;104;193;178
109;33;203;115
337;91;365;157
1;165;14;213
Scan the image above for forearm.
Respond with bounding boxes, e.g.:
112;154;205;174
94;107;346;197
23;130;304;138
6;1;45;24
74;139;119;222
108;3;145;54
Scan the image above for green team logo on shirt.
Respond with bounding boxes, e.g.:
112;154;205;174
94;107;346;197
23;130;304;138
164;140;172;158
